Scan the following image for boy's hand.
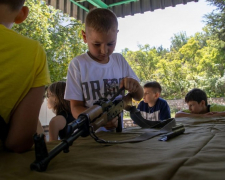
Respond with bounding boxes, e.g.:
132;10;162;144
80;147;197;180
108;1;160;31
104;116;118;130
205;112;218;115
119;77;140;93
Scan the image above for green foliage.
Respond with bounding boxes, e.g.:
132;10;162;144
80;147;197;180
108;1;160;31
122;0;225;100
206;0;225;9
11;0;225;99
123;29;225;99
204;0;225;41
170;31;189;51
124;45;161;81
12;0;87;82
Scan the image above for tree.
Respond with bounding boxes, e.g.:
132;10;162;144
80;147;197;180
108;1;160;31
123;45;160;81
121;2;225;99
156;45;169;57
13;0;87;82
170;32;189;51
178;38;201;87
204;0;225;41
155;52;189;99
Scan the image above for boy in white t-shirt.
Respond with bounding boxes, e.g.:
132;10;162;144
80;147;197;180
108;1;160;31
65;8;143;131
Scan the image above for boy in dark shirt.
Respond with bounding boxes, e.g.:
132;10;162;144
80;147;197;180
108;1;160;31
137;81;171;121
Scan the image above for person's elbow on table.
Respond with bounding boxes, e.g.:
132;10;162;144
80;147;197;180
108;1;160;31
175;111;191;118
210;111;225;117
5;136;34;153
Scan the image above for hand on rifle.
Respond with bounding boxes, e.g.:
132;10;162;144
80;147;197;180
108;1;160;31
119;77;140;93
119;77;143;101
104;116;118;130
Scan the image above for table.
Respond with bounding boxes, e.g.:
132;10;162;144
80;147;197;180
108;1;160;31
0;116;225;180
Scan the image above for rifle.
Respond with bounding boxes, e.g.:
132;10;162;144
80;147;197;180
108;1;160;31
0;115;9;142
30;87;132;172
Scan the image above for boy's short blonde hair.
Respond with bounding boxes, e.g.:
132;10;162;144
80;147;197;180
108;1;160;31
85;8;118;33
0;0;25;10
144;81;162;93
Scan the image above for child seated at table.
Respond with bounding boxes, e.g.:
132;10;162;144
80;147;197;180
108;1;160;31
47;81;75;141
175;88;225;118
137;81;171;121
0;0;50;153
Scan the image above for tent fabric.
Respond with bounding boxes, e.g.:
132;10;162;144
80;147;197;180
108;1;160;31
45;0;199;23
0;116;225;180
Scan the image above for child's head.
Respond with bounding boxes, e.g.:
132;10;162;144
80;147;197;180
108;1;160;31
143;81;162;106
47;81;71;115
185;88;208;114
0;0;25;10
0;0;28;28
82;8;118;64
85;8;118;33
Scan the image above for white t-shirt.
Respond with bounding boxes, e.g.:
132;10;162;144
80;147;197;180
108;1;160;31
65;52;139;107
65;52;139;132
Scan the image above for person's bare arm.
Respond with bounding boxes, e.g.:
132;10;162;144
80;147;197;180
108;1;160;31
119;77;143;101
209;112;225;117
175;111;207;118
70;100;88;119
36;120;44;134
175;111;222;118
5;86;45;153
48;116;66;142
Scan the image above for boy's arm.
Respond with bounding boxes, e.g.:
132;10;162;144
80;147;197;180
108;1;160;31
130;84;143;101
175;111;225;118
5;86;45;153
175;111;205;118
208;111;225;117
70;100;88;119
36;120;44;134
